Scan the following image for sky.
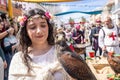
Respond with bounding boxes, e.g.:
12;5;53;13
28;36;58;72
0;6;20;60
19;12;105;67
52;0;108;23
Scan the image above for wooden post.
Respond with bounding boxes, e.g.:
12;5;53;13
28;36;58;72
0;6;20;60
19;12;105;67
8;0;13;18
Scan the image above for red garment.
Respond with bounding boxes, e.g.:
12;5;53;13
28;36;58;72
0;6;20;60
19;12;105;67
69;44;74;51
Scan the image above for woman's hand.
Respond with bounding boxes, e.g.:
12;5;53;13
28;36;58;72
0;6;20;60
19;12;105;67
73;37;78;40
12;44;18;53
73;35;81;40
94;34;99;36
7;27;14;34
3;60;7;69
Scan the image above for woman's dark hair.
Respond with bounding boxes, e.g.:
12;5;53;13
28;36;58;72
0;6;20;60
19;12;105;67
19;8;55;72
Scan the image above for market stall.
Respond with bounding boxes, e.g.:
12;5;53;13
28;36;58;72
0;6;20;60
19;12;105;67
86;57;115;80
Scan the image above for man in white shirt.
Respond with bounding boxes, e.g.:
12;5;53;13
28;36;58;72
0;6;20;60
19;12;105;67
98;16;120;54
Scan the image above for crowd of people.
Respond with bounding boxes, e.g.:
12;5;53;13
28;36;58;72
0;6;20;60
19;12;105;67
0;8;120;80
0;13;19;80
57;15;120;59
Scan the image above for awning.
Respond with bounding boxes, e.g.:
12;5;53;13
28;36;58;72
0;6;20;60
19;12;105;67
13;0;78;2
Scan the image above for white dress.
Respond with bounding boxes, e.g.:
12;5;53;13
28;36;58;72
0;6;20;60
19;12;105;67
9;46;70;80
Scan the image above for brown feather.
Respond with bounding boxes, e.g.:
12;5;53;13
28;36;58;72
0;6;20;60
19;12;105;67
108;56;120;74
55;32;97;80
58;51;96;80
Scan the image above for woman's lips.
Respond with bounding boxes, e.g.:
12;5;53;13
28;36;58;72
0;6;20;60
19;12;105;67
36;35;43;38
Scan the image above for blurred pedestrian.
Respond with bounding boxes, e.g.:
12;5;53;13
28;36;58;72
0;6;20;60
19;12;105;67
0;18;14;80
92;20;102;56
89;24;96;45
3;26;18;80
72;25;83;44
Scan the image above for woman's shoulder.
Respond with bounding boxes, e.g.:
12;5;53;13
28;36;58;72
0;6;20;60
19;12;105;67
14;51;23;56
12;51;23;60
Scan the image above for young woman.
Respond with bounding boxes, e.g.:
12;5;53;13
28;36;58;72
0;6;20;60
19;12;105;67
9;9;71;80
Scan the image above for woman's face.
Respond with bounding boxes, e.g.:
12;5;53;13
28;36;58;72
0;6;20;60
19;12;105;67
26;15;49;45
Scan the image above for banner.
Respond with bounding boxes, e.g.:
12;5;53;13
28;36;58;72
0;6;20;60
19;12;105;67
54;10;102;16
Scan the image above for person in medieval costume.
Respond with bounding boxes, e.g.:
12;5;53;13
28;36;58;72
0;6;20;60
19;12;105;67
72;25;84;44
98;16;120;55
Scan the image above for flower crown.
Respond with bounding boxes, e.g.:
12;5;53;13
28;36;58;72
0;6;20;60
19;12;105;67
45;12;52;20
17;15;27;26
18;12;52;26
